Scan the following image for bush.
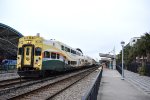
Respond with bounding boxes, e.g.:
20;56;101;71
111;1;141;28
138;66;147;75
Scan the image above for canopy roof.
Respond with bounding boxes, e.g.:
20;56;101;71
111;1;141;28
0;23;23;60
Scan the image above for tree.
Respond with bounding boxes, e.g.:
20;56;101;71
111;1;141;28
116;32;150;75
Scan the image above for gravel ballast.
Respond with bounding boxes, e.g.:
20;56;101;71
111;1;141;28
51;67;102;100
0;71;19;81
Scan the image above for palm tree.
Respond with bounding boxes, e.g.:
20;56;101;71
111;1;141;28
141;33;150;62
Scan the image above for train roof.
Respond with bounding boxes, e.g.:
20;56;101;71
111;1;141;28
51;40;83;54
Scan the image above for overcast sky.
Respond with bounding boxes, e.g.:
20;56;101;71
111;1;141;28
0;0;150;61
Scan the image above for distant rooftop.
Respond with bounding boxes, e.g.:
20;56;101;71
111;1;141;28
0;23;23;60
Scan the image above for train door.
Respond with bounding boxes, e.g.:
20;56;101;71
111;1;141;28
22;45;34;67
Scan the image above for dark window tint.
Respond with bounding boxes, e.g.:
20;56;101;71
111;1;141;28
71;61;77;65
132;40;135;42
71;49;73;53
26;48;30;55
57;54;60;59
18;47;22;55
51;52;56;59
35;47;42;56
44;51;50;58
67;48;70;52
65;47;68;51
68;61;70;65
71;49;76;54
61;45;64;50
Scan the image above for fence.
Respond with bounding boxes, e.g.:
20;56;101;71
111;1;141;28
82;66;103;100
117;63;150;76
116;65;122;75
126;62;139;73
0;64;17;73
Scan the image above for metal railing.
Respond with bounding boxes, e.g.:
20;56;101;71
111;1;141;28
82;66;103;100
116;65;122;75
0;65;17;74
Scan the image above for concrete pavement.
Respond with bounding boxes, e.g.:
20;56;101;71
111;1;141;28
125;70;150;94
97;68;150;100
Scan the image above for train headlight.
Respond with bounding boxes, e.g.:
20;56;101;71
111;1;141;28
27;40;31;44
38;64;41;66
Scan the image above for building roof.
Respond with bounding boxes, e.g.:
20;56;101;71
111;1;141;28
0;23;23;60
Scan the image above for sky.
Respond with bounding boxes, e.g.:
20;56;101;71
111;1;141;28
0;0;150;61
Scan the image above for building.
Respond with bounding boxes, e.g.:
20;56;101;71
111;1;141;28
129;37;140;46
0;23;23;62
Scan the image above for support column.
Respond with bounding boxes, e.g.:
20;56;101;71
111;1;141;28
109;60;112;69
113;58;116;70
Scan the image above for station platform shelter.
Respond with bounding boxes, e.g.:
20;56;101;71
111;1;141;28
0;23;23;63
99;53;116;70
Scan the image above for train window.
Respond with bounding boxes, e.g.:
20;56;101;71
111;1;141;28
68;61;70;65
35;47;42;56
61;45;64;50
71;49;76;54
67;48;70;52
74;51;76;54
26;48;30;55
77;52;81;56
71;49;75;54
75;61;77;64
44;51;50;58
71;49;73;53
65;47;68;52
57;54;60;59
18;47;22;55
51;52;56;59
71;61;77;65
71;61;73;64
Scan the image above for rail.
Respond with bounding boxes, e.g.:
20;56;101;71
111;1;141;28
116;65;122;75
82;66;103;100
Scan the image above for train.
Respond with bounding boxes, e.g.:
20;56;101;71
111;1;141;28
17;35;96;77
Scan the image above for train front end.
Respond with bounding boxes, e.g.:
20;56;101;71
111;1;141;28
17;36;43;77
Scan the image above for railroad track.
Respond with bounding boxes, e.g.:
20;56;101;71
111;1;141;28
0;77;31;90
0;78;20;86
8;67;97;100
0;78;21;85
0;75;59;97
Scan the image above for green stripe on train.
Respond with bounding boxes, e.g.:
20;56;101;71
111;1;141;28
42;60;74;71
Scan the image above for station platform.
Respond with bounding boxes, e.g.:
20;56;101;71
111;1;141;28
97;68;150;100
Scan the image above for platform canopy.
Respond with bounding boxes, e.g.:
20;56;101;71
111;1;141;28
99;53;114;58
0;23;23;60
